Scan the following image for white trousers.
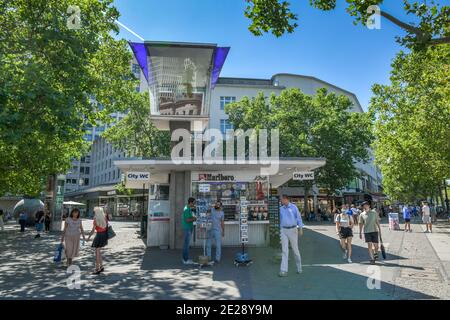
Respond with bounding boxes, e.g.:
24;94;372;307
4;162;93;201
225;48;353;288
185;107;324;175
280;227;302;273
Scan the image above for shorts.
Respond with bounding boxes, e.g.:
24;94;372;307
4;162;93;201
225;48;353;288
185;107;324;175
35;223;44;232
422;215;431;224
404;218;411;223
339;227;353;239
364;232;379;243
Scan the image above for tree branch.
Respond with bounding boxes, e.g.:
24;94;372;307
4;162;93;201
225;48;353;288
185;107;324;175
379;10;425;39
379;10;450;45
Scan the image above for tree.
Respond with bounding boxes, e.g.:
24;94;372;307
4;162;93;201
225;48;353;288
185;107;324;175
226;88;373;211
244;0;450;47
369;44;450;203
0;0;137;196
102;92;171;159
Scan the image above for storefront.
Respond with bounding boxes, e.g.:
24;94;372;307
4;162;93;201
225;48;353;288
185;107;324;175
114;159;326;249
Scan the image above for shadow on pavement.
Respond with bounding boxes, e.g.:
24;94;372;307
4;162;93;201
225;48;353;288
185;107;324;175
0;221;440;300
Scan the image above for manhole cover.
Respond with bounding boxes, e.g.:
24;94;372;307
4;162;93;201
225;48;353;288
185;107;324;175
400;267;441;281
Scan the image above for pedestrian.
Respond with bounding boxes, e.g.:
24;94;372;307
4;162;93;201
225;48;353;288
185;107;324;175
430;203;437;223
87;206;108;274
350;204;360;225
335;207;353;263
412;205;418;222
279;195;304;277
421;201;432;233
403;205;412;232
18;212;27;232
181;197;197;265
34;210;45;238
359;201;382;265
61;208;86;266
206;200;225;263
44;211;51;233
0;209;4;231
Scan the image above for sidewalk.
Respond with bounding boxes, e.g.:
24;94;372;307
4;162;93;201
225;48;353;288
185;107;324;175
0;219;448;299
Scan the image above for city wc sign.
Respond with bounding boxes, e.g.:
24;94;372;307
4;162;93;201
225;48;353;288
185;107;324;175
127;172;150;181
293;171;314;181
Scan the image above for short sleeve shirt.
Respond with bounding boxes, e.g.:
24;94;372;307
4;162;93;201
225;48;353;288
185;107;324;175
182;206;194;230
210;208;224;231
359;210;380;233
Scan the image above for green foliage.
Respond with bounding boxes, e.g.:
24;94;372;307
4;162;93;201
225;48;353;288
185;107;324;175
0;0;138;196
369;44;450;202
102;91;171;159
244;0;298;37
226;88;373;194
245;0;450;47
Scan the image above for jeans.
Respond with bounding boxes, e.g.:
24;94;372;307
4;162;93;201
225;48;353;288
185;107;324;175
182;228;193;261
206;229;222;261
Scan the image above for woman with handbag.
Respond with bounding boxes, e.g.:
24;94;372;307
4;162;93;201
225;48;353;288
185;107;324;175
87;207;109;275
61;208;86;266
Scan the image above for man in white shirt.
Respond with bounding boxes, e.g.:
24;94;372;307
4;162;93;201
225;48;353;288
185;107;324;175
421;201;432;233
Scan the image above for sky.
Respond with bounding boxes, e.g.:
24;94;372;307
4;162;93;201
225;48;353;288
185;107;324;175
112;0;448;111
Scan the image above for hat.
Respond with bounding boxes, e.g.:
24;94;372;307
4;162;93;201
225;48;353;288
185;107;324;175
361;201;370;207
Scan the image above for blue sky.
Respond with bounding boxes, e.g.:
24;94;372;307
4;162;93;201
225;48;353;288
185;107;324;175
112;0;448;111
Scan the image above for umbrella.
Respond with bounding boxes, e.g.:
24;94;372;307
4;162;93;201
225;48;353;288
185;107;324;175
63;201;86;206
13;198;44;216
13;198;44;223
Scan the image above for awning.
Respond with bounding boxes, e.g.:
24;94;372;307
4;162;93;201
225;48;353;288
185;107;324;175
114;158;326;188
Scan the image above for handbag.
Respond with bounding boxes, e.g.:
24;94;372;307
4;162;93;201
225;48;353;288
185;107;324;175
107;223;116;239
54;243;64;263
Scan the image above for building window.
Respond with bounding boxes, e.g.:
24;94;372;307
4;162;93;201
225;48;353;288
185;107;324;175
71;179;77;184
109;172;111;181
132;63;140;75
220;119;234;135
113;171;115;180
84;178;89;186
80;167;85;174
66;179;71;184
85;167;90;175
220;96;236;110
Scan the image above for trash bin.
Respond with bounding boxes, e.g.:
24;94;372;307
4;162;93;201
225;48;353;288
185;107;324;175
141;214;147;238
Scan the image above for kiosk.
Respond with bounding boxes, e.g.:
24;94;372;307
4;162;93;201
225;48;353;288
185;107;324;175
117;41;327;249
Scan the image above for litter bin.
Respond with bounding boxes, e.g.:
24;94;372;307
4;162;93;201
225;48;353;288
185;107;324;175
141;214;147;238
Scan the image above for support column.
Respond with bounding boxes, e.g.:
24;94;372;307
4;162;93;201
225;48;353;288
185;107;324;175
169;170;192;249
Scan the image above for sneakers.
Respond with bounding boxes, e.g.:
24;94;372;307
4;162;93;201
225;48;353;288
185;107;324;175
342;250;348;259
374;252;379;260
296;269;303;274
347;258;352;264
278;271;288;277
182;259;195;265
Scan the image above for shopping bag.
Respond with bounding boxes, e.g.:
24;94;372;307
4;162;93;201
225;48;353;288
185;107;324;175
107;225;116;239
53;243;64;263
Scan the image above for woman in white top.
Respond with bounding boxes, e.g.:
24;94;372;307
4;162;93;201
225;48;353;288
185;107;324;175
335;210;354;263
61;208;86;266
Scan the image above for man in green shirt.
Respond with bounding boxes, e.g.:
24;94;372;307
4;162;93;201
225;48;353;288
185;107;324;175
182;197;197;264
359;201;382;265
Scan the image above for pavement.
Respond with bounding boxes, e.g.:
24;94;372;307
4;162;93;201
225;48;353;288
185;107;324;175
0;218;449;300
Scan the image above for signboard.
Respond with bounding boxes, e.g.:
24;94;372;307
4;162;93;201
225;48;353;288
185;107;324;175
293;171;314;181
198;184;210;193
127;172;150;181
268;196;281;248
240;201;249;243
